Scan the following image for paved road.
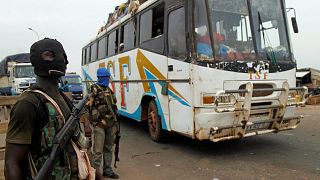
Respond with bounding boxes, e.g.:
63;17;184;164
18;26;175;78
1;105;319;179
114;105;320;180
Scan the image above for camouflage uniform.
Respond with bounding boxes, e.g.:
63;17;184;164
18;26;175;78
7;88;78;179
88;84;117;175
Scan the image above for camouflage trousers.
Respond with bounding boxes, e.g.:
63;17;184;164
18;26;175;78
91;125;117;174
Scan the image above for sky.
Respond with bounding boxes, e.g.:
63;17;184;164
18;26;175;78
0;0;319;74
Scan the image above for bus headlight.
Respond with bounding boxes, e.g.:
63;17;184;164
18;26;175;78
215;94;237;105
202;94;215;105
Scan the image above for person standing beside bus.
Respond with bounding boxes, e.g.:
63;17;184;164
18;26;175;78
87;67;119;179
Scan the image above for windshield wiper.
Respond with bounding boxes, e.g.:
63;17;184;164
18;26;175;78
257;11;277;65
258;11;266;46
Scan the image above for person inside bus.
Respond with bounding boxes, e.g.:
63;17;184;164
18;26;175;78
119;43;124;52
196;25;213;59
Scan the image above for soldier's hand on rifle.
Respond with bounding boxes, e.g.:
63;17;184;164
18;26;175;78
84;125;92;137
80;113;92;137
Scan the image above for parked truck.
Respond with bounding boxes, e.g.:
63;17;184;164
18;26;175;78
0;53;36;95
59;73;83;100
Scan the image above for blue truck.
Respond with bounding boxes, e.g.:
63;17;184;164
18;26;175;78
59;73;83;100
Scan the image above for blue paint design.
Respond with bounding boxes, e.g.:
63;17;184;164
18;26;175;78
118;107;141;122
167;90;191;107
82;68;93;93
145;70;168;130
143;69;190;107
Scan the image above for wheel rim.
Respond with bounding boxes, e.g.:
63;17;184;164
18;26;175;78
148;103;158;137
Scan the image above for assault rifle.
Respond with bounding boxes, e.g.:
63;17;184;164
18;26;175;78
114;120;120;168
35;95;88;180
107;103;120;168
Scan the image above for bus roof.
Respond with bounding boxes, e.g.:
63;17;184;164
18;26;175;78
84;0;158;46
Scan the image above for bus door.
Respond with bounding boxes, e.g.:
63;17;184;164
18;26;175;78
167;5;193;136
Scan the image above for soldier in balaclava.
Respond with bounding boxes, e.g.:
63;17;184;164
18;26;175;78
5;38;100;180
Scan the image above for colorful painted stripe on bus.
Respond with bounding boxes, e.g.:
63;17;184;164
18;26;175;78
82;68;93;93
136;50;190;107
81;49;190;130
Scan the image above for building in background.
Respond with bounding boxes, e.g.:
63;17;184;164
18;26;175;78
296;68;320;95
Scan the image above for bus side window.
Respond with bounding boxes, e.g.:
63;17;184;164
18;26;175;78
98;36;107;60
108;31;117;56
168;7;186;60
90;42;97;63
85;46;90;64
82;49;86;65
119;26;124;52
140;9;152;43
140;3;164;43
123;19;136;51
139;2;165;54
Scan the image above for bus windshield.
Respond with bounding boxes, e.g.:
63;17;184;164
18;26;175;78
195;0;291;64
250;0;291;63
14;66;35;78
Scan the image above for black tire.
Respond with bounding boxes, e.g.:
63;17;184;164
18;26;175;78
147;100;163;142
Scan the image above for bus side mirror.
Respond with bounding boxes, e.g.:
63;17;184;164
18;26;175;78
291;17;299;33
287;8;299;34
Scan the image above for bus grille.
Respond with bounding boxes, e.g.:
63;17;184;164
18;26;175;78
239;83;273;97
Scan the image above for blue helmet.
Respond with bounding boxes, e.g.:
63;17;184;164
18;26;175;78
97;67;110;78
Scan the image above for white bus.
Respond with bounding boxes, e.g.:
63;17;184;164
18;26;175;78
82;0;307;142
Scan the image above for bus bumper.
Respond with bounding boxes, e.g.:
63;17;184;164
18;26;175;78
194;81;308;142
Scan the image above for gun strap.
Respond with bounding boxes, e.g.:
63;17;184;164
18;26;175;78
25;89;66;179
25;90;66;123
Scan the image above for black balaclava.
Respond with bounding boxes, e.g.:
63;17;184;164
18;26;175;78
30;38;68;78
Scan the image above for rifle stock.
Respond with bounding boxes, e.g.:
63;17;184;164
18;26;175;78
35;95;88;180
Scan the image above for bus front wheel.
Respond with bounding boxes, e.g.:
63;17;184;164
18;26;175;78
147;100;162;142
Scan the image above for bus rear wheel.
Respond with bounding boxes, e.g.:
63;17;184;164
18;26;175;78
147;100;162;142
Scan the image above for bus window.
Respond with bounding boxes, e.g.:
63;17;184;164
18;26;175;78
152;3;164;38
168;7;186;60
115;30;119;54
85;46;90;64
108;31;118;56
140;3;164;43
90;42;97;62
124;20;135;51
194;0;213;60
98;36;107;60
208;0;255;61
140;9;152;43
82;49;86;65
119;26;124;52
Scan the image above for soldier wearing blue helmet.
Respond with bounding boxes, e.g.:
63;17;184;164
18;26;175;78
87;67;119;179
